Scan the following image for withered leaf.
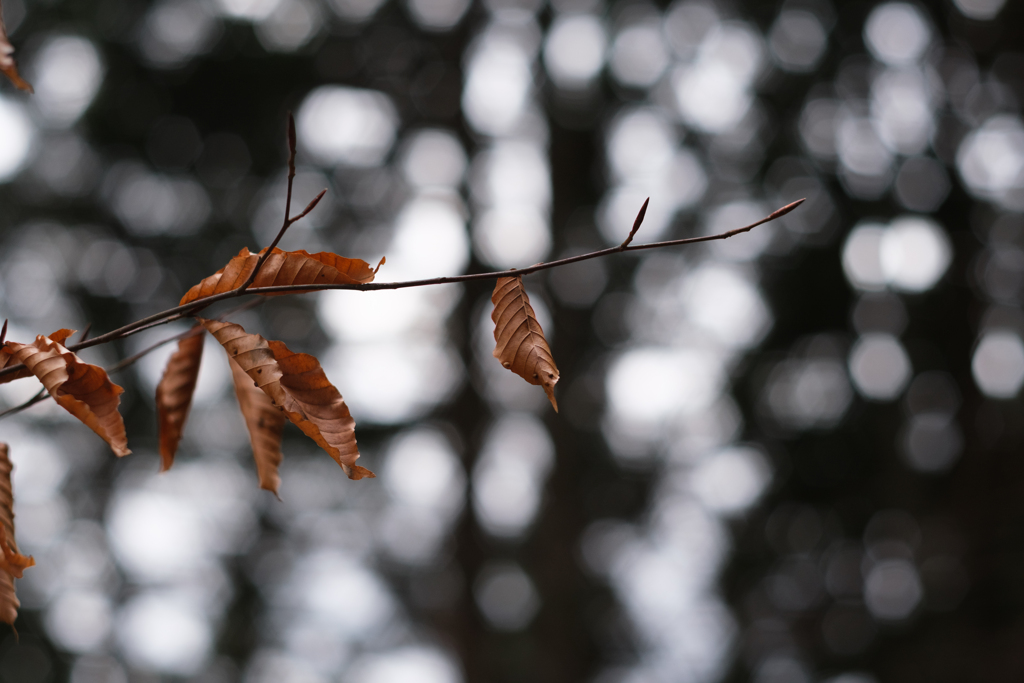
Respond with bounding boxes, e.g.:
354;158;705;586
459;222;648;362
0;2;32;93
0;443;34;628
156;328;204;472
491;276;560;411
200;319;373;480
180;247;378;306
0;329;75;385
3;335;130;456
228;355;285;495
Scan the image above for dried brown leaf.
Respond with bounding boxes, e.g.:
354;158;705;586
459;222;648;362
491;276;560;411
0;2;32;93
156;328;205;472
0;329;75;385
228;355;285;495
0;443;34;628
3;335;130;456
180;247;378;305
200;319;373;480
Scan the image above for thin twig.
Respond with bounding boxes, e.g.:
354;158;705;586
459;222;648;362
238;113;307;295
0;299;263;420
0;319;7;347
619;197;650;250
78;323;93;343
0;198;805;381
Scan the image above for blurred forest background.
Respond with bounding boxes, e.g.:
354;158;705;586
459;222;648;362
1;0;1024;681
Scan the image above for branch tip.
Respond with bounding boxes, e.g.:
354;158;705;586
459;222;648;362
0;319;6;346
769;197;806;220
292;189;327;223
78;323;93;343
619;197;650;250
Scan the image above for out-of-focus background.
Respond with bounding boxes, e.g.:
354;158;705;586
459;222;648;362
0;0;1022;680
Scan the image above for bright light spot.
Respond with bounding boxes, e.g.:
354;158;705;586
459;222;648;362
214;0;280;19
472;140;551;209
864;559;922;620
386;197;469;279
472;414;554;538
44;590;113;653
319;286;458;343
607;347;726;425
543;14;606;89
681;264;771;348
384;429;465;517
325;0;386;22
255;0;321;52
972;331;1024;398
880;216;951;292
474;562;540;631
824;675;878;683
672;61;751;134
953;0;1006;20
606;107;676;183
837;115;893;177
285;551;395;637
348;646;462;683
769;10;827;73
663;0;720;58
463;35;532;136
7;430;67;503
609;20;669;88
690;446;771;516
863;3;931;66
956;115;1024;211
297;86;398;167
402;129;466;189
765;357;852;430
901;413;963;472
799;98;840;160
474;205;550;269
871;68;935;155
405;0;470;31
378;506;448;566
324;341;463;423
117;592;212;675
31;35;105;127
700;22;763;83
849;334;912;401
139;0;222;67
105;162;211;236
842;223;887;290
704;200;772;262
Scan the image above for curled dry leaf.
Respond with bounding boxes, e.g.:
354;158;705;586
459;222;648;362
200;319;373;480
156;328;205;472
0;443;34;628
228;356;285;495
180;247;378;305
0;329;75;385
0;1;32;93
3;335;130;456
491;276;560;411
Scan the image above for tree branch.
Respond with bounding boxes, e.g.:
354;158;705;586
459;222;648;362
0;198;804;382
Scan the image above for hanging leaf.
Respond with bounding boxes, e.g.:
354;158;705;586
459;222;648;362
3;335;130;456
228;356;285;495
200;319;373;480
491;275;560;411
0;2;32;93
0;329;75;385
180;247;378;306
156;328;205;472
0;443;34;628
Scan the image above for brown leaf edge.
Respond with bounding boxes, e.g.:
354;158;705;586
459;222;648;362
228;355;285;496
0;329;75;385
491;275;560;411
3;335;131;456
200;318;373;480
0;443;35;629
156;327;205;472
0;2;32;93
180;247;378;306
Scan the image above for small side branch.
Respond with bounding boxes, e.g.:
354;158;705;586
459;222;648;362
619;197;649;250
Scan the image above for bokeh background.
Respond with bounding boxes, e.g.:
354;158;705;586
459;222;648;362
1;0;1023;680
